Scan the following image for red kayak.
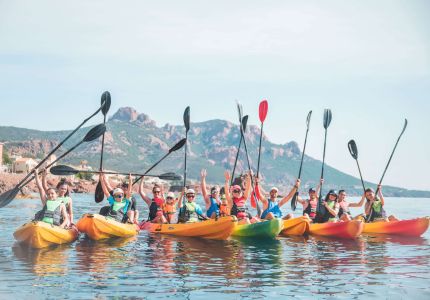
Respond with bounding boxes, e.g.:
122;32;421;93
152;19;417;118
309;220;364;239
363;217;429;237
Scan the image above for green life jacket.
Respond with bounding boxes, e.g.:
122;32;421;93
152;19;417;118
319;200;337;223
185;202;199;223
107;199;128;223
368;197;387;221
37;199;63;225
57;196;71;206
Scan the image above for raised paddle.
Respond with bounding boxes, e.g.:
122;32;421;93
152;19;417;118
366;119;408;222
317;109;332;217
95;91;112;203
0;123;106;207
231;102;246;185
132;138;187;185
50;165;182;181
256;99;268;178
0;101;107;208
348;140;366;192
291;110;312;211
183;106;190;189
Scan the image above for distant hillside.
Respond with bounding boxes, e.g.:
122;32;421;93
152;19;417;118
1;107;428;197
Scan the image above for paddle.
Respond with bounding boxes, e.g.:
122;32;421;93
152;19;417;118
347;140;366;192
231;102;246;185
0;101;107;208
291;110;312;211
0;123;106;208
256;99;268;178
316;109;332;217
50;165;182;180
132;138;187;185
366;119;408;222
95;91;112;203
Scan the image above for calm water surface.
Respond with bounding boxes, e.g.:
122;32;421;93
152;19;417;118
0;195;429;299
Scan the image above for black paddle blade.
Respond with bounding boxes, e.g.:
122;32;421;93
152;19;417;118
291;192;298;211
83;123;106;142
183;106;190;132
401;119;408;135
323;109;332;129
158;172;182;181
236;101;243;123
169;138;187;153
50;165;79;176
241;115;249;133
101;91;112;116
95;181;105;203
0;187;21;208
348;140;358;160
306;110;312;129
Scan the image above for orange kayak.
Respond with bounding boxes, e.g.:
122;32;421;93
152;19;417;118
140;216;237;240
77;213;140;240
363;217;429;237
280;217;310;236
309;220;363;239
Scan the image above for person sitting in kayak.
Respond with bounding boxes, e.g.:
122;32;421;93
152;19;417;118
33;168;69;228
178;188;208;223
139;180;167;224
364;186;399;222
99;173;134;223
317;190;340;223
337;190;366;221
200;169;221;218
224;171;252;224
219;194;230;217
255;177;300;220
163;192;179;224
296;179;323;222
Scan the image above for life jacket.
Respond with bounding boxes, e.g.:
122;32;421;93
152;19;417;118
107;199;129;223
148;198;164;221
57;196;71;206
261;200;283;219
231;196;249;219
163;202;176;215
206;196;220;218
303;198;318;220
319;200;338;223
367;198;386;222
179;202;200;223
338;201;351;218
219;203;230;217
34;199;63;226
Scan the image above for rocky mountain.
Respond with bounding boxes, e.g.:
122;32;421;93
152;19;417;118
1;107;428;197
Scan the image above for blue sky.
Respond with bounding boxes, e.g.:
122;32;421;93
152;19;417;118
1;0;429;190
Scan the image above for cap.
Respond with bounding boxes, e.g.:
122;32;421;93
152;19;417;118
166;192;175;198
211;186;220;193
113;188;124;195
232;185;242;191
328;189;338;196
186;189;196;195
308;188;316;193
270;187;279;193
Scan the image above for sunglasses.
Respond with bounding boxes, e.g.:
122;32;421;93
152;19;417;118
166;197;174;200
153;190;161;193
114;194;124;198
186;194;195;198
211;190;219;194
233;189;241;193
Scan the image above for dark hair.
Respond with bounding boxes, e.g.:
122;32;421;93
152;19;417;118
338;190;345;194
365;188;374;193
56;180;70;196
325;192;338;202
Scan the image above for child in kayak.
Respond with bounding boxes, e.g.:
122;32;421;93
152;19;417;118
200;169;221;218
219;194;230;217
163;192;179;224
178;188;208;223
364;185;399;222
337;190;366;221
33;168;69;228
100;173;134;223
139;180;167;224
296;179;323;222
224;171;252;224
255;177;300;220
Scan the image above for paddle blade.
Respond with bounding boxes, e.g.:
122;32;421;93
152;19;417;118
259;100;268;123
236;101;243;123
83;123;106;142
306;110;312;129
169;138;187;153
291;192;298;211
101;91;112;116
401;118;408;135
158;173;183;181
50;165;79;176
0;187;20;208
348;140;358;160
323;109;332;129
183;106;190;132
241;115;249;133
95;181;105;203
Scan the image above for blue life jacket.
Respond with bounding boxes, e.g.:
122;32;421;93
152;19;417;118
261;200;283;219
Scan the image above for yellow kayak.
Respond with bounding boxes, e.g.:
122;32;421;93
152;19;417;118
77;213;140;240
13;221;79;249
280;217;310;236
140;216;237;240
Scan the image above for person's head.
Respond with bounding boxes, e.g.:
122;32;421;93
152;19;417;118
338;190;346;202
221;194;227;204
186;189;195;202
325;190;338;202
121;182;129;190
46;187;57;200
152;185;162;198
308;188;317;199
210;186;220;198
112;188;125;202
231;185;242;198
269;187;279;200
56;180;69;197
166;192;175;204
365;188;375;201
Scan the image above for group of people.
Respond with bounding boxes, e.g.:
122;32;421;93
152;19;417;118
31;165;398;228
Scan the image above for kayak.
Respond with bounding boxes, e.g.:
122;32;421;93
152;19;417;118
140;216;237;240
309;220;363;239
13;221;79;249
77;213;139;240
363;217;429;237
280;217;310;236
232;218;283;239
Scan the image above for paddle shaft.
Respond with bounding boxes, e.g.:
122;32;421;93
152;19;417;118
132;152;170;186
355;159;366;192
256;123;264;178
231;135;243;186
99;114;107;171
184;132;188;188
318;128;328;201
63;169;172;178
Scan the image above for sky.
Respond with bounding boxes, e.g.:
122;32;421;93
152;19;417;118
0;0;429;190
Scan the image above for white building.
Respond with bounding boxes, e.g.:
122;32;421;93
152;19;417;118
13;158;38;174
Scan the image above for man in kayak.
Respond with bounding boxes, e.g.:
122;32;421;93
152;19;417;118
296;179;323;222
224;171;252;224
139;180;167;224
364;186;399;222
178;188;208;223
200;169;221;218
100;173;134;223
255;177;300;220
33;169;69;228
337;190;366;221
317;190;341;223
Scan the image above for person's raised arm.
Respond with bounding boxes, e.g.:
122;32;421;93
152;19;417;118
42;169;49;193
254;177;267;205
34;168;47;205
138;177;152;206
243;172;252;200
100;173;111;198
178;187;186;209
349;193;366;208
224;171;232;208
279;179;300;207
200;169;210;207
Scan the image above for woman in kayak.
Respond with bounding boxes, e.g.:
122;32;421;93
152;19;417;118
100;173;134;223
364;186;399;222
317;189;340;223
224;171;252;224
337;190;366;221
33;168;69;228
163;191;179;224
296;179;323;222
255;177;300;220
139;180;167;224
178;188;208;223
200;169;221;218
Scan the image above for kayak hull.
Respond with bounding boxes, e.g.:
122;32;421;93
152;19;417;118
363;217;429;237
13;221;79;249
309;220;363;239
280;217;310;236
77;214;139;240
232;219;283;239
140;216;237;240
